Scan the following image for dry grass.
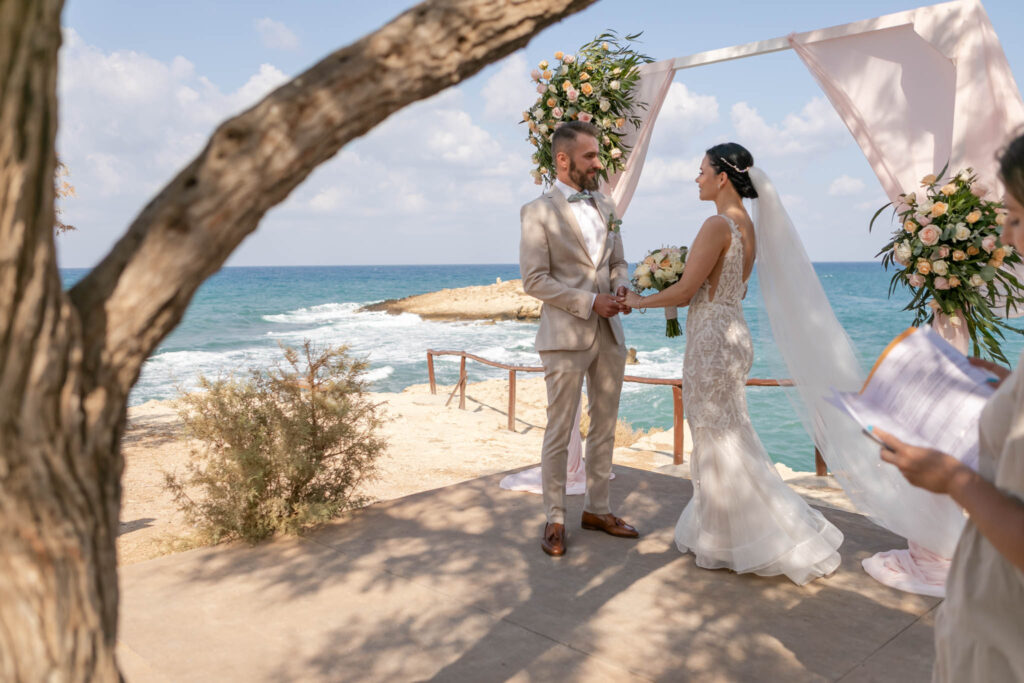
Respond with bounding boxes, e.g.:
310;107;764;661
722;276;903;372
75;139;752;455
579;412;652;448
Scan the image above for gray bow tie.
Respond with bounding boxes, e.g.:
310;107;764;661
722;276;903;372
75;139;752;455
566;191;593;203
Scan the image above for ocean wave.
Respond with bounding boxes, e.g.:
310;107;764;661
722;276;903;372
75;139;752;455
262;302;361;324
360;365;395;383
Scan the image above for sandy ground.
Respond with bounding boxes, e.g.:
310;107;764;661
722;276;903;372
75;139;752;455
118;376;853;566
359;278;541;321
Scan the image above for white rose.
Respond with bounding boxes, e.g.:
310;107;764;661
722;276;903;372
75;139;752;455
894;242;912;263
931;260;949;276
532;108;543;120
610;80;621;90
970;274;985;288
638;274;653;289
547;84;557;93
560;65;569;75
599;99;611;112
955;224;971;241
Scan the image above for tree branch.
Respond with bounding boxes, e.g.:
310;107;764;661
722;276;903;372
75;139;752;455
69;0;597;395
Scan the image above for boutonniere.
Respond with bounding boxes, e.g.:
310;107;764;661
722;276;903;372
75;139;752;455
607;212;622;234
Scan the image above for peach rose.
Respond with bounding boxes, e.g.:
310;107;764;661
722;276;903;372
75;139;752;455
948;276;961;288
918;225;940;246
546;97;556;108
615;117;626;128
996;212;1007;226
581;82;594;96
904;219;918;234
539;60;549;69
966;210;982;224
967;246;980;256
930;202;948;217
940;183;957;196
543;70;553;80
579;72;590;81
917;259;932;275
554;51;564;60
920;173;938;186
934;276;950;290
952;250;966;261
994;247;1007;261
989;258;1004;269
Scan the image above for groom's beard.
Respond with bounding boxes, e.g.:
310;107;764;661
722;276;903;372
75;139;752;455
569;159;600;192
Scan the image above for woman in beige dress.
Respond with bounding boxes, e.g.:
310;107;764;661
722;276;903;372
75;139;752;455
875;133;1024;682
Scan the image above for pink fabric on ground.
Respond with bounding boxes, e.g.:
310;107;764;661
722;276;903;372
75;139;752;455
499;396;607;496
862;541;951;598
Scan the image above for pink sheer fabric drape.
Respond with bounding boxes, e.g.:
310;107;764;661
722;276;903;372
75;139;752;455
790;0;1024;597
606;60;676;215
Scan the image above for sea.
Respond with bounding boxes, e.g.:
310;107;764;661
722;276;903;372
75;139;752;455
60;264;1024;472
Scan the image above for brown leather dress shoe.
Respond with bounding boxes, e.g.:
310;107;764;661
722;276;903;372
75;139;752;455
581;511;639;538
541;522;566;556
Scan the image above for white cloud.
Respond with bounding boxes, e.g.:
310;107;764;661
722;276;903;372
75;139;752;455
255;18;299;51
657;82;719;137
828;174;866;196
481;52;537;120
731;97;848;158
633;155;703;192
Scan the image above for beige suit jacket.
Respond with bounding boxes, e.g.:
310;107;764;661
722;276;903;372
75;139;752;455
519;187;630;352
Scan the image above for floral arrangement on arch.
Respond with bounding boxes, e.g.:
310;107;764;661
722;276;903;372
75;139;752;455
873;166;1024;363
522;31;653;187
630;246;688;337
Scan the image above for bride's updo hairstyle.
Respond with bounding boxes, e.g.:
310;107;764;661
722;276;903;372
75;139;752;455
707;142;758;198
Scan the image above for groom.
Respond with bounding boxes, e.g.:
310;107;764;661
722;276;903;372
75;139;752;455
519;120;639;557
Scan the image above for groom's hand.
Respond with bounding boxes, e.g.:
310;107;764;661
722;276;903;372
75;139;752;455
615;286;632;315
593;293;626;318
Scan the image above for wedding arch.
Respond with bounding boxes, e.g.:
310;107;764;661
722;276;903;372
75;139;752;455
604;0;1024;569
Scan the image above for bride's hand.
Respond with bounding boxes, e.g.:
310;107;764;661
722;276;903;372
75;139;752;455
622;291;644;309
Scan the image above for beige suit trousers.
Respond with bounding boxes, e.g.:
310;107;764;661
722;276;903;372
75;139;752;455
540;316;626;524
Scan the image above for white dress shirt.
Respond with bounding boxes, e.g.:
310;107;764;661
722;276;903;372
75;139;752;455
554;179;607;266
554;180;606;316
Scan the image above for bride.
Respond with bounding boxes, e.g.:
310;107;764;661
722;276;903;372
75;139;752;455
622;143;843;584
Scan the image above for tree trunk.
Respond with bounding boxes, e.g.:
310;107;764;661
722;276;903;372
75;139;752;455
0;0;596;678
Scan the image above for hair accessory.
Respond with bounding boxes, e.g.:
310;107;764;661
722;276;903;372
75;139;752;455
718;156;751;174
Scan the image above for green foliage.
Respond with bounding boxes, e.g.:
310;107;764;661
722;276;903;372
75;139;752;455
165;341;386;544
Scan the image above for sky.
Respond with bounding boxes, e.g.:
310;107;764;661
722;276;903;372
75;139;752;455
55;0;1024;267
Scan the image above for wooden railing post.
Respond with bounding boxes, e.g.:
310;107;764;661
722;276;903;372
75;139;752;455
427;351;436;394
672;384;684;465
508;370;517;431
815;448;828;477
459;355;466;410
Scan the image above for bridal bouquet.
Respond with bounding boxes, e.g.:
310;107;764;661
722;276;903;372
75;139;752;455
631;247;688;337
522;31;652;187
873;167;1024;363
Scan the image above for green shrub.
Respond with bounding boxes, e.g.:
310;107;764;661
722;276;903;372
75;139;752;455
165;341;386;544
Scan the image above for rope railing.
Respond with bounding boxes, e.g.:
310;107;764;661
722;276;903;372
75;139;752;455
426;349;826;475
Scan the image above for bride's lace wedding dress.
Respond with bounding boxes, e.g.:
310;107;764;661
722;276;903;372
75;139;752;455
675;216;843;585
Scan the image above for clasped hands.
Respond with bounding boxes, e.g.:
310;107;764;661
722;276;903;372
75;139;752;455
593;286;636;318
